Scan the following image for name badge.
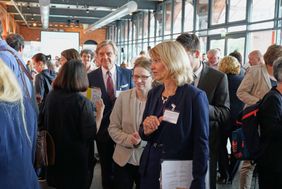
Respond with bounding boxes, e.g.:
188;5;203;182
163;109;179;124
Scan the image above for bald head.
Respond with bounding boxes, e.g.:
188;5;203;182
248;50;264;66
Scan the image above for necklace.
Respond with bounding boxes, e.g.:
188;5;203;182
161;95;169;104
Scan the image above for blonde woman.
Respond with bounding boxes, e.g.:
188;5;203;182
0;60;39;188
139;41;209;189
218;56;244;183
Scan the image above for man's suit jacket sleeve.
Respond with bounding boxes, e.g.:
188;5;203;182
208;73;230;125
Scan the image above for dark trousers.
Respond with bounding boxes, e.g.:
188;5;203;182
209;125;220;189
140;145;162;189
114;163;140;189
258;165;282;189
218;128;229;179
96;139;115;189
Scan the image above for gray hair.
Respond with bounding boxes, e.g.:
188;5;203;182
96;40;118;56
273;57;282;83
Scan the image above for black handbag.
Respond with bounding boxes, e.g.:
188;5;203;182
35;130;55;168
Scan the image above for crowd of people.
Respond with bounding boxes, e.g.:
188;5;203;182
1;19;282;189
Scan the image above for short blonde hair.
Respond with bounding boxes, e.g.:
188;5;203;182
218;56;240;74
150;41;193;86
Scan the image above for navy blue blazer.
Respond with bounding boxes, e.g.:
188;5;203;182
139;84;209;189
88;65;133;142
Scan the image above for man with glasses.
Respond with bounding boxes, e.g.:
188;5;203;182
88;40;133;189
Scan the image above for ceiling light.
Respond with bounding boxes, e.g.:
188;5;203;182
39;0;50;30
84;1;137;33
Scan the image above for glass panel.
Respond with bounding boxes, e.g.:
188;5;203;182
227;37;245;63
128;20;132;41
117;25;121;43
184;0;194;32
149;11;155;38
196;0;208;30
138;14;144;41
124;21;128;42
155;9;163;38
120;22;125;42
280;1;282;17
164;1;172;35
199;36;208;55
251;0;275;22
211;0;226;25
249;21;274;30
144;11;149;40
209;39;225;56
249;30;275;54
133;19;137;42
173;0;183;34
229;0;246;22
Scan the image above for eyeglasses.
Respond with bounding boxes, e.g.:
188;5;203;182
132;75;151;81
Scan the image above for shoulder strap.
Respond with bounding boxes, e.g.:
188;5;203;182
0;48;33;81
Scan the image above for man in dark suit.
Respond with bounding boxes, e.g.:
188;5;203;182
88;40;133;189
177;33;230;189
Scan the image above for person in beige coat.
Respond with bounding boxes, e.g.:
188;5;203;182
108;57;152;189
236;44;282;189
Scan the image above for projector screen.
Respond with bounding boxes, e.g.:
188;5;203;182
41;31;80;59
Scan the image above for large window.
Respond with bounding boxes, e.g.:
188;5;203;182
196;0;208;30
184;0;194;32
173;0;183;34
229;0;246;22
249;30;275;54
110;0;281;65
251;0;275;22
164;1;172;39
211;0;226;25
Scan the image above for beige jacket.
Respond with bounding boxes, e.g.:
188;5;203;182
237;64;272;107
108;88;146;167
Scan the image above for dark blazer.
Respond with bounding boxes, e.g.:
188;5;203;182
88;65;133;142
227;73;244;122
44;90;97;189
139;84;209;189
197;63;230;127
258;87;282;172
197;63;230;189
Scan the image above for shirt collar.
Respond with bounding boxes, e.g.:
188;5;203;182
194;62;203;79
102;64;116;76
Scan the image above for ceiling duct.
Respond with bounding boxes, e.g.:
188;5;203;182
84;1;137;33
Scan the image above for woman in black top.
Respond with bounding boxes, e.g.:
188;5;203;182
44;60;104;189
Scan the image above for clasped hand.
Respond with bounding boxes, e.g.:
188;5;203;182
143;115;163;135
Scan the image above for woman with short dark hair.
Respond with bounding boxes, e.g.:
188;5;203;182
60;48;81;66
44;59;104;189
32;53;56;104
